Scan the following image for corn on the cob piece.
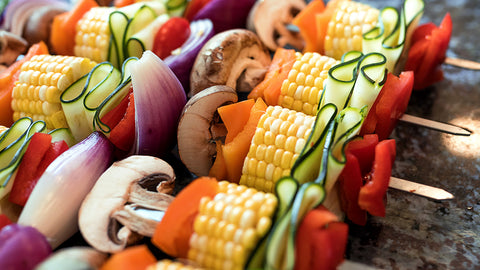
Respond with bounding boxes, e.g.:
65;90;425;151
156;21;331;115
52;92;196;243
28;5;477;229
324;0;380;60
74;7;114;63
11;54;97;129
147;259;204;270
0;125;7;135
239;106;315;193
188;181;277;270
278;52;339;116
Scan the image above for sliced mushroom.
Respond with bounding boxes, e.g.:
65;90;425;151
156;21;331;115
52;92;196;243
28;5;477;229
78;155;175;253
247;0;306;51
36;247;108;270
177;85;238;176
0;31;27;66
189;29;271;97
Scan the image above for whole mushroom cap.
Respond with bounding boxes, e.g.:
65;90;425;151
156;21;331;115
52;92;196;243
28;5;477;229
189;29;271;97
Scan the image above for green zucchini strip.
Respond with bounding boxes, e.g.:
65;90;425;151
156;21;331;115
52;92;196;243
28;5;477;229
0;118;46;197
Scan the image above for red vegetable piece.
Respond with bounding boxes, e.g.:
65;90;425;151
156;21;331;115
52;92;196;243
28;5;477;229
183;0;212;21
410;22;436;44
358;139;396;217
9;133;52;206
374;71;414;140
101;88;133;129
338;153;367;226
0;215;12;231
108;90;136;152
405;13;452;89
294;206;348;270
152;17;191;60
37;140;69;173
360;72;414;140
344;134;378;175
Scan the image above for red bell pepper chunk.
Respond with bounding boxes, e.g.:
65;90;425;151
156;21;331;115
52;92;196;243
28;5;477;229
9;133;52;206
38;140;69;173
101;88;132;130
339;153;367;226
338;134;378;225
344;134;378;175
0;214;12;231
183;0;212;21
295;206;348;270
9;133;69;206
152;17;191;60
110;91;135;152
358;139;396;217
405;13;452;90
360;71;414;140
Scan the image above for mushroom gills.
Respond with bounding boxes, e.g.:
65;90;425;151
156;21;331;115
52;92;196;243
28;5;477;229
78;155;176;253
177;86;238;176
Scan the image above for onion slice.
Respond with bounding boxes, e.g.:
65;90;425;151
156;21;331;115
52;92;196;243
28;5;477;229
130;50;187;156
164;19;215;92
0;224;52;270
18;132;113;249
1;0;70;35
192;0;256;33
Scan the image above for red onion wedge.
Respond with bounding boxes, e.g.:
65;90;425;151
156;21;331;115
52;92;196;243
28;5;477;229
192;0;256;33
1;0;70;35
0;224;52;270
164;19;214;92
130;50;187;156
18;132;113;249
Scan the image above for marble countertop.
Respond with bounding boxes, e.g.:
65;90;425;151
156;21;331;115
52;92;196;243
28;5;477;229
346;0;480;269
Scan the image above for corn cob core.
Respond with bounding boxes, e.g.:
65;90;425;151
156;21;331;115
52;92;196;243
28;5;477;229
239;106;314;193
11;54;97;129
324;1;380;60
188;181;277;270
147;259;204;270
278;52;339;116
74;7;113;63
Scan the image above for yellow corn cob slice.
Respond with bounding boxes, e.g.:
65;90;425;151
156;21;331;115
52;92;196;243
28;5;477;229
239;106;315;193
147;259;204;270
188;181;277;270
11;54;97;129
74;7;113;63
324;0;380;60
278;52;339;116
0;125;7;135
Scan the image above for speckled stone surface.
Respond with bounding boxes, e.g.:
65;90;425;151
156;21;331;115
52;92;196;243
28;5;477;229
346;0;480;269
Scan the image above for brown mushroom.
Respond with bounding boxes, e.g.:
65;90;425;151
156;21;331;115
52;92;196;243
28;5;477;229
78;155;175;253
0;31;27;66
189;29;271;97
247;0;306;51
177;85;238;176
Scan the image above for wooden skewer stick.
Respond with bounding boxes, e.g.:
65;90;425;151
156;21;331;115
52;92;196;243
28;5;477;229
444;57;480;70
399;114;472;136
389;177;454;200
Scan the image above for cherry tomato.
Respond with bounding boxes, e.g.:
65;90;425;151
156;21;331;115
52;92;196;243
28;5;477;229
152;17;191;60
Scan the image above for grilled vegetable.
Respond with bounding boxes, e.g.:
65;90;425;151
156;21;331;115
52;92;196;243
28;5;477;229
74;2;167;67
153;178;277;270
147;259;202;270
323;0;380;60
239;105;315;193
74;6;113;63
11;54;96;130
277;51;338;115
